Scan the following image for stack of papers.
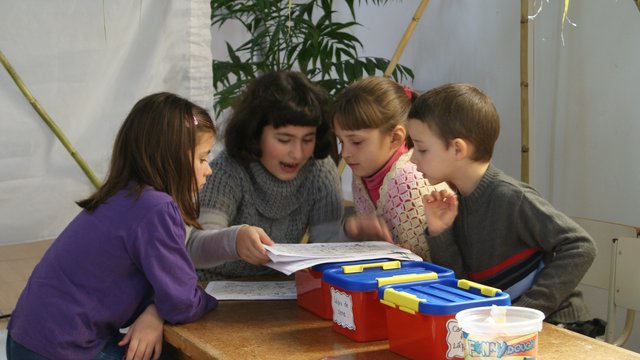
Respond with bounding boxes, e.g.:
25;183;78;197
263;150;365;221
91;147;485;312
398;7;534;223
263;241;422;275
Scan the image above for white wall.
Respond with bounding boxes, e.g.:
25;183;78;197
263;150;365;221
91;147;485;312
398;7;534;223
0;0;213;245
537;1;640;228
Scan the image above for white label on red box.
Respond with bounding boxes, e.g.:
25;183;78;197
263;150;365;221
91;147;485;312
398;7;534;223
331;287;355;330
446;319;464;359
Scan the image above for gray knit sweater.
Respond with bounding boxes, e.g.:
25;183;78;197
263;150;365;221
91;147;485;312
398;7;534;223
187;151;346;280
427;164;596;323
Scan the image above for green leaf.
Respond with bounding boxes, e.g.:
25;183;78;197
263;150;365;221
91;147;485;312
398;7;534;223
210;0;415;115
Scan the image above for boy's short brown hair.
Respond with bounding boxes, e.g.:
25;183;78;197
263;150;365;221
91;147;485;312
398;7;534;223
408;83;500;162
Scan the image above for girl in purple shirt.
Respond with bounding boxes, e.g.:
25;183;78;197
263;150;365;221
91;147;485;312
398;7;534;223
7;93;218;360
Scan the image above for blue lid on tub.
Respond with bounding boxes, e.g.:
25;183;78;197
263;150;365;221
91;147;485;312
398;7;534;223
378;278;511;315
322;260;454;291
310;258;392;272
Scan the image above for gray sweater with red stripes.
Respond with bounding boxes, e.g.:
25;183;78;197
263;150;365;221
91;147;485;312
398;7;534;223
426;164;596;323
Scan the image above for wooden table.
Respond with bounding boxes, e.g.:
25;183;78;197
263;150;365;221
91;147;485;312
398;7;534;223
164;300;640;360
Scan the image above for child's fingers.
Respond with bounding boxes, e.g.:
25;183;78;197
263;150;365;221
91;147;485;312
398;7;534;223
376;217;393;243
128;342;152;360
345;215;391;242
125;338;139;360
118;332;131;346
237;226;272;264
424;189;456;204
153;342;162;360
141;344;154;360
153;344;162;360
246;232;271;264
362;216;391;242
246;243;268;264
236;229;266;265
432;189;447;201
256;228;275;247
424;190;445;205
344;217;359;238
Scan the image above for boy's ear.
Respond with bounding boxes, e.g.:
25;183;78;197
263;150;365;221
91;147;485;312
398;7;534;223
390;125;406;148
452;138;471;160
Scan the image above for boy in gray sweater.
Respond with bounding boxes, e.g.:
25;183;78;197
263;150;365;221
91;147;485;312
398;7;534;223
407;83;596;324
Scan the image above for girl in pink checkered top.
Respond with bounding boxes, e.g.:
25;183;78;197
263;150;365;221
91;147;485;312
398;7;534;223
332;77;450;261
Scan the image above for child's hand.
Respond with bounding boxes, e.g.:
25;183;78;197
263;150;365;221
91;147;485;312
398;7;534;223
236;225;275;265
423;189;458;236
118;304;163;360
345;215;393;243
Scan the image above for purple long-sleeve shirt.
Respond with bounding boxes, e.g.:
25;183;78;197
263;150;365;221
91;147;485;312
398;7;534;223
8;186;217;360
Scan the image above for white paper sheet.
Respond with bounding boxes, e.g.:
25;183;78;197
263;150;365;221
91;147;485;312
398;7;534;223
204;281;297;300
263;241;422;275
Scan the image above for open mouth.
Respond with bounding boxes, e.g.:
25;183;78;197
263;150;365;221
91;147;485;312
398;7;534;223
280;161;299;173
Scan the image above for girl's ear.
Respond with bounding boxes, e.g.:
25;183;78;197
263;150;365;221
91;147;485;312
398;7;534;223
390;125;406;149
452;138;470;160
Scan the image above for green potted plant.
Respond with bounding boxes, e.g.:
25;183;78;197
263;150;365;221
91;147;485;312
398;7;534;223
211;0;415;117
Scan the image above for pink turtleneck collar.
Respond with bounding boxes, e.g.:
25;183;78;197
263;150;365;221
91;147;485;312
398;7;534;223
362;142;409;205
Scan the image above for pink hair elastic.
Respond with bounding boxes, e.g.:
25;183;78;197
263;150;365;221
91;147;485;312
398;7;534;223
186;115;198;128
403;85;412;100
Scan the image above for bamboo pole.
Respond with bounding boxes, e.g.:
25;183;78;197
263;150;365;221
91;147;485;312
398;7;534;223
0;49;102;189
383;0;430;77
520;0;530;183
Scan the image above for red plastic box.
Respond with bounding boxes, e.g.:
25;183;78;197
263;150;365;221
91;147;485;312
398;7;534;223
321;260;454;342
295;258;391;319
378;278;511;360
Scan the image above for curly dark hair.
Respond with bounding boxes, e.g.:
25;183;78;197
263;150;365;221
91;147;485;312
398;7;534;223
224;71;335;163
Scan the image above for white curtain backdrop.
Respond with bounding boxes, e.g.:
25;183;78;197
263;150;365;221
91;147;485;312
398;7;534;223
2;1;638;242
532;1;640;226
1;0;212;245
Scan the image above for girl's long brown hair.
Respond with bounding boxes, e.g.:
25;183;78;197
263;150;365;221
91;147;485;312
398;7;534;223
77;92;216;229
